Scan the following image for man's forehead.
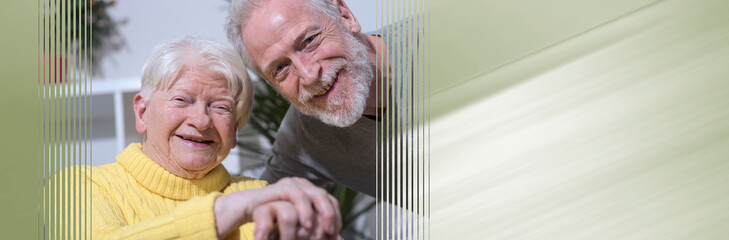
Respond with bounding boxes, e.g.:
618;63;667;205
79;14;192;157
243;2;297;49
242;0;324;68
253;0;293;29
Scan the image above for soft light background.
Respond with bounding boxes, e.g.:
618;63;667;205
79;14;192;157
430;0;729;239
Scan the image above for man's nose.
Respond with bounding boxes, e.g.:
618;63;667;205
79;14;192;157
293;55;321;85
188;103;213;130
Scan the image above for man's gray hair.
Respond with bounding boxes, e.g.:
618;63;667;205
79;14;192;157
140;36;253;130
225;0;341;79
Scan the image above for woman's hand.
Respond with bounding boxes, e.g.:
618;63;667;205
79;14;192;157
214;177;341;239
252;200;338;240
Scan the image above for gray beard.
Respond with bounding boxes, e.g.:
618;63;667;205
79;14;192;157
295;33;374;127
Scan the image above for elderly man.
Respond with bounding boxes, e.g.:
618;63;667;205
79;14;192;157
227;0;406;197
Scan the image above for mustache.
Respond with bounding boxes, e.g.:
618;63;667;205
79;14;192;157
299;58;347;102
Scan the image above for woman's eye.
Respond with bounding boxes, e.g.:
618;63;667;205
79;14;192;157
212;104;232;113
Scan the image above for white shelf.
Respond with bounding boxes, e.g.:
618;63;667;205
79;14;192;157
91;78;141;154
91;78;141;96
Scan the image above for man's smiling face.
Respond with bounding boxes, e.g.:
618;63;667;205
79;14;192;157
241;0;373;127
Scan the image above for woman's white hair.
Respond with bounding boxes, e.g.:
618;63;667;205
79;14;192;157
140;36;253;129
225;0;340;78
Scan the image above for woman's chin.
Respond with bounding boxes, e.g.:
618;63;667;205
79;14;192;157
174;167;211;179
173;157;219;177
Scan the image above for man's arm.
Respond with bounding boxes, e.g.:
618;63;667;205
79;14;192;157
260;106;332;186
260;150;330;187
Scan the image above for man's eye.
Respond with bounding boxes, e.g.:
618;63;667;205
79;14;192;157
304;35;315;45
276;64;286;73
274;63;289;77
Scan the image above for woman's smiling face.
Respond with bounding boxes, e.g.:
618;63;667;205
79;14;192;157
134;67;237;179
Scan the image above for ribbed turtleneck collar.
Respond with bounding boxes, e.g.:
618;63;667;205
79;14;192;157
116;143;231;200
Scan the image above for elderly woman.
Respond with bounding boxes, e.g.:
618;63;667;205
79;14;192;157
79;37;341;239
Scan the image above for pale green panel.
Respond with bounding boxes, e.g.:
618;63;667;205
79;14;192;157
0;0;38;238
431;0;729;239
430;0;658;117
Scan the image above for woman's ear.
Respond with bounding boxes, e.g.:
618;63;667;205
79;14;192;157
231;135;238;149
231;120;241;149
333;0;361;33
133;93;148;135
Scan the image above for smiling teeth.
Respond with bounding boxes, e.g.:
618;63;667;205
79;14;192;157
315;82;334;97
181;136;211;143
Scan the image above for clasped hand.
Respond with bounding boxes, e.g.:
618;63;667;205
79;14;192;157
215;177;342;240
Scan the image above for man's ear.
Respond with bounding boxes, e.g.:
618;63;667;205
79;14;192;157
333;0;361;33
133;93;148;135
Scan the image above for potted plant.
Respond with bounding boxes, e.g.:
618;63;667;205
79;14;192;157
43;0;124;83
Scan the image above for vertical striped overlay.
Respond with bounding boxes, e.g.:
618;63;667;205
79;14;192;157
376;0;430;239
39;0;92;239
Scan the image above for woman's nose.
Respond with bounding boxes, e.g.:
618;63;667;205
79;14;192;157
188;104;213;130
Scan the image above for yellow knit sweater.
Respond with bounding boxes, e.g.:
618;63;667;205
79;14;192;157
74;143;267;239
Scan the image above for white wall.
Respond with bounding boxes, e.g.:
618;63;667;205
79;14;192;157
98;0;378;80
